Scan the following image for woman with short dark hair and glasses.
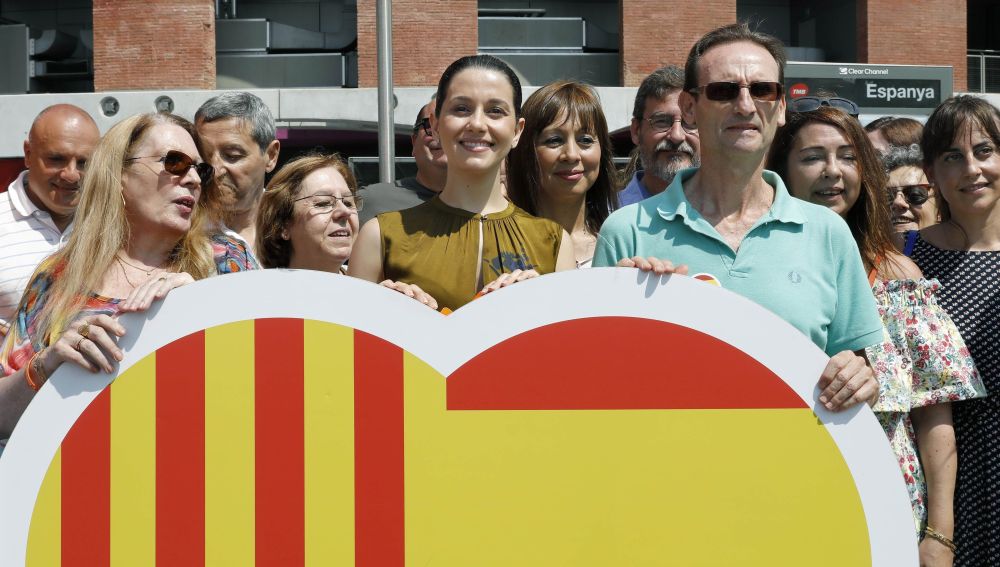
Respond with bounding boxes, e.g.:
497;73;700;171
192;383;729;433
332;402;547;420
0;112;256;440
768;105;983;566
256;153;361;273
906;94;1000;567
883;143;940;232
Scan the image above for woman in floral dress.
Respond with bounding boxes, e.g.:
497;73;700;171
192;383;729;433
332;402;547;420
768;104;984;566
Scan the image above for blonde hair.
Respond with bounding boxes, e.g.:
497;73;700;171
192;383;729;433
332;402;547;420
18;112;218;346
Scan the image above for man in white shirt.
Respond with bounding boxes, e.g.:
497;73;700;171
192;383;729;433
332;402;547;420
0;104;99;335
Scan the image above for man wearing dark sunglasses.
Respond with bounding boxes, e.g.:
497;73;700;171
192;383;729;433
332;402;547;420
0;104;99;337
358;96;447;226
620;65;700;207
596;23;885;415
196;92;281;261
883;143;939;232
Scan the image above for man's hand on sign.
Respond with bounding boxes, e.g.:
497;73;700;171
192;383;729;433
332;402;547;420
816;350;879;412
379;279;439;310
616;256;690;275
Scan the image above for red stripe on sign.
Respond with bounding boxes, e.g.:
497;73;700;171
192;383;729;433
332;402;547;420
255;318;305;566
448;317;806;410
156;331;206;566
354;331;404;567
62;387;111;566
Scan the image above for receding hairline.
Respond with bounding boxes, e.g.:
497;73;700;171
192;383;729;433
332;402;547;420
695;39;781;81
28;104;99;142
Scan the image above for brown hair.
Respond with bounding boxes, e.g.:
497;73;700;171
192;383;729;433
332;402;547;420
767;106;894;273
256;153;358;268
921;95;1000;222
506;81;618;234
684;22;787;93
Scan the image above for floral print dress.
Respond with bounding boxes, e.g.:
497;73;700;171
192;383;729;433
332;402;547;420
866;279;985;532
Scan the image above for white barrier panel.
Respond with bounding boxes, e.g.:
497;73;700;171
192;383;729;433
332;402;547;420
0;268;917;566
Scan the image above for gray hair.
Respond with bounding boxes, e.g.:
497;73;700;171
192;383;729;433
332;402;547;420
882;143;923;173
195;92;276;152
632;65;684;120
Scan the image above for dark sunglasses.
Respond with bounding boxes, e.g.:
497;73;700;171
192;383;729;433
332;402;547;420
413;116;432;136
886;184;931;206
788;96;860;117
125;150;214;185
689;81;783;102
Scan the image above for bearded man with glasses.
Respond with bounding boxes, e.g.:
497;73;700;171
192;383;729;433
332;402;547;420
620;65;701;207
596;22;885;415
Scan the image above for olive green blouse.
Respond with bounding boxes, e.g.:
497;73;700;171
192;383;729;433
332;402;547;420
378;196;562;312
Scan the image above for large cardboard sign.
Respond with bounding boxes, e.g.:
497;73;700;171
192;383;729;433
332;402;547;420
0;269;917;565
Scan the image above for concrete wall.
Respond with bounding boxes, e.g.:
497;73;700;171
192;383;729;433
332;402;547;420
0;87;641;158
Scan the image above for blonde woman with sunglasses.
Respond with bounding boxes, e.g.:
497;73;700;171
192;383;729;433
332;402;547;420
0;113;256;440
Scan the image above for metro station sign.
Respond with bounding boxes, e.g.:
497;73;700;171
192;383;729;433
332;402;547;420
786;61;953;115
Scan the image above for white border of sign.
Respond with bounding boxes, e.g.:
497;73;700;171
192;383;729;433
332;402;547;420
0;268;917;564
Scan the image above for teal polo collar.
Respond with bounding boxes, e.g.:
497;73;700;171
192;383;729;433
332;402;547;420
655;167;807;228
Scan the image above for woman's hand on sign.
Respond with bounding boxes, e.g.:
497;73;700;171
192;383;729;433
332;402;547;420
480;269;540;295
816;350;879;412
42;314;125;377
616;256;689;276
379;280;439;310
119;272;195;313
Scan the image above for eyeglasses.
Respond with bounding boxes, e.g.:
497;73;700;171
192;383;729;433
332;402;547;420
293;193;364;214
125;150;214;185
886;184;931;206
788;96;860;118
413;116;432;136
644;114;697;134
688;81;784;102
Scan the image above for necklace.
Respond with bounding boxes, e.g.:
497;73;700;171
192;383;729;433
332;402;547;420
115;254;163;288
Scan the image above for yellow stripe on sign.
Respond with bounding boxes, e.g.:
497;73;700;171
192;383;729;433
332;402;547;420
26;446;61;567
404;354;870;566
304;321;355;565
110;353;157;566
205;321;255;565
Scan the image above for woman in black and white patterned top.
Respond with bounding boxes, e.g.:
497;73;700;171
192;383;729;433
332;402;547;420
906;95;1000;567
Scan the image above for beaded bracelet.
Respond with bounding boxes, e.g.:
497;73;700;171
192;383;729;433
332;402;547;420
924;525;957;552
24;351;45;392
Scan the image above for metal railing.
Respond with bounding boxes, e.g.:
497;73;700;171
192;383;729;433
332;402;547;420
967;50;1000;93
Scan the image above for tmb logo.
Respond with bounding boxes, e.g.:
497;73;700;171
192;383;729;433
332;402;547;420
789;83;809;98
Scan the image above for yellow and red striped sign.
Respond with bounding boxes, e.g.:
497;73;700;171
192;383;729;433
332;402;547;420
0;270;919;565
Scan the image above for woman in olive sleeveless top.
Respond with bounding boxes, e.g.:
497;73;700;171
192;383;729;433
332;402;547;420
349;55;574;312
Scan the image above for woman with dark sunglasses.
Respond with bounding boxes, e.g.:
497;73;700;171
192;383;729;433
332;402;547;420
767;105;983;566
883;143;940;233
0;113;256;440
506;81;619;268
905;95;1000;567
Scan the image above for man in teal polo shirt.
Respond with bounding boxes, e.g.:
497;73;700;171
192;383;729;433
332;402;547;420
594;23;883;412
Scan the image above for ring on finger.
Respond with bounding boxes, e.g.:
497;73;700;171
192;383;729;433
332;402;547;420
75;336;88;351
78;322;91;340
